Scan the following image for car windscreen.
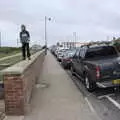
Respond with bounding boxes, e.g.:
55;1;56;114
63;50;75;58
85;46;118;59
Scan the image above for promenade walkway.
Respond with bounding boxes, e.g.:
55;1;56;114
23;52;100;120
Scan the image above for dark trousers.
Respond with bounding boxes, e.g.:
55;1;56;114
22;43;30;59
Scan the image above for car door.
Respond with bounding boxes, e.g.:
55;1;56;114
77;48;86;78
75;49;81;74
72;49;80;73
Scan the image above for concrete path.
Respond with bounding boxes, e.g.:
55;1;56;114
24;52;100;120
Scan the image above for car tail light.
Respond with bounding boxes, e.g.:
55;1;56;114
63;58;70;61
66;58;72;62
96;66;100;79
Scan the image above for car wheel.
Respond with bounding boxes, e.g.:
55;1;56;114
68;64;71;69
57;58;60;62
63;65;67;69
85;75;96;92
71;66;75;76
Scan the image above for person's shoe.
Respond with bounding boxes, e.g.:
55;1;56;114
23;58;26;60
28;57;31;60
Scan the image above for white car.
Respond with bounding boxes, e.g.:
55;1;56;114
57;49;69;62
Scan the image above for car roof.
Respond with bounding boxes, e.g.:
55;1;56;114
81;45;113;49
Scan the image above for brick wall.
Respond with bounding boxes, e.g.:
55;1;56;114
2;51;45;115
4;74;24;115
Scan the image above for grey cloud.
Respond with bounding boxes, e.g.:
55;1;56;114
1;0;120;46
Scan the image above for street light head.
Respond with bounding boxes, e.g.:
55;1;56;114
48;18;51;21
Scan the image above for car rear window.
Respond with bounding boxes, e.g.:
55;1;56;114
85;46;118;59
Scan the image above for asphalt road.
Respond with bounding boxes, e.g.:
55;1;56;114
58;61;120;120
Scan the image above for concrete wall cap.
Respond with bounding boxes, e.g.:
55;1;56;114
0;50;44;75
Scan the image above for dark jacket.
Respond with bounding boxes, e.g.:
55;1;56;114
20;30;30;43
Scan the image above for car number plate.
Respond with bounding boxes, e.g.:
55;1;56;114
112;79;120;84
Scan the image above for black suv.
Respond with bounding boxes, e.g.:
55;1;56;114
71;45;120;92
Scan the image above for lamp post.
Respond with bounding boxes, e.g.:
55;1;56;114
45;16;51;54
73;32;77;48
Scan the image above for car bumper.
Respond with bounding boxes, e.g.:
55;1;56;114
62;61;71;68
96;78;120;88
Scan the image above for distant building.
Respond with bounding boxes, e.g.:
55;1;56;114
61;42;88;49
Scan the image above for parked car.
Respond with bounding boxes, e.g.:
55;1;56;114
57;49;68;62
61;50;76;69
71;45;120;92
50;46;57;55
54;46;68;57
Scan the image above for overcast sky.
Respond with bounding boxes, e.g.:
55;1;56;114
0;0;120;46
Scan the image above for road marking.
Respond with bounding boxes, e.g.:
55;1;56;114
96;82;107;88
0;53;21;62
97;94;114;99
85;97;103;120
106;96;120;110
85;97;95;113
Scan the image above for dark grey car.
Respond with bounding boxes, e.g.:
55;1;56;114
71;45;120;92
61;50;76;69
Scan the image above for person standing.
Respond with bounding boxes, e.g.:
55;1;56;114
20;25;31;60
